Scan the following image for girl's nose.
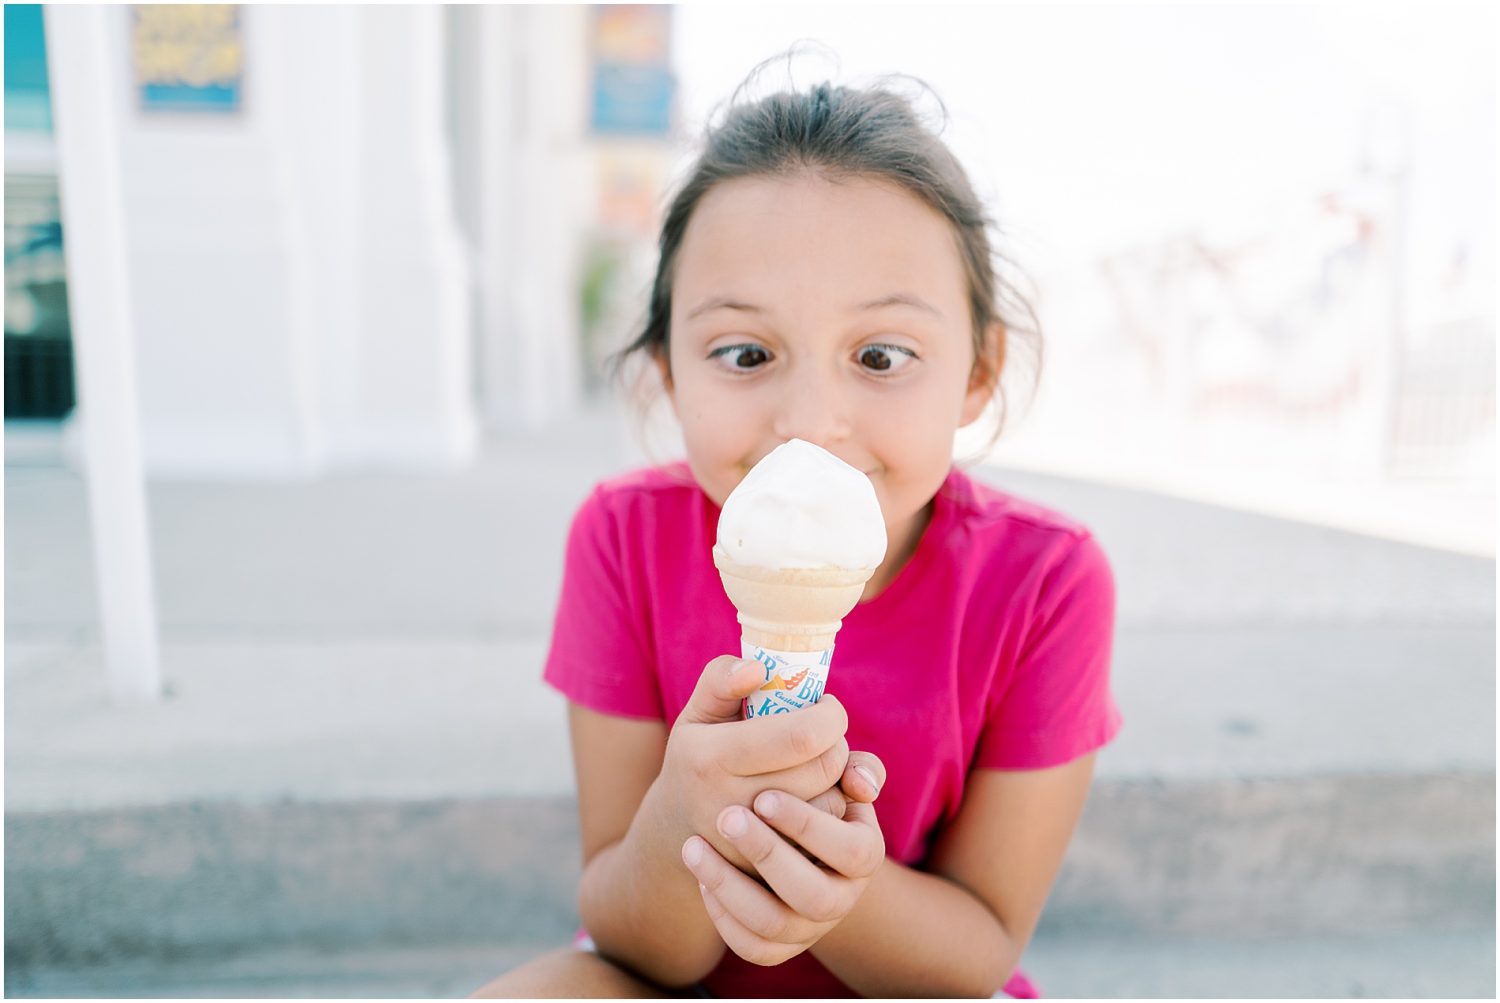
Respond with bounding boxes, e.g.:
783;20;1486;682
770;360;853;447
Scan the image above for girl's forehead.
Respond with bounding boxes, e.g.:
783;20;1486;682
692;172;936;230
677;173;968;303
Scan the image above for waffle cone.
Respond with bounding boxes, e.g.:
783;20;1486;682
713;546;875;652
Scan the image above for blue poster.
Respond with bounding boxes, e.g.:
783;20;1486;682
133;4;243;113
590;5;674;137
592;64;674;137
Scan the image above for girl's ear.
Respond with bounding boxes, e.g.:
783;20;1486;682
960;321;1005;426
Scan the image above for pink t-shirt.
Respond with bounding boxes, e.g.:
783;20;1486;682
544;462;1121;998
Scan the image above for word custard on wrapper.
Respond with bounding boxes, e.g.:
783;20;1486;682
712;440;887;719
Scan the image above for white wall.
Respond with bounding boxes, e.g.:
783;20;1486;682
107;4;307;477
60;5;477;479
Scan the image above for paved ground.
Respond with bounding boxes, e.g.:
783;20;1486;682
4;403;1495;998
7;930;1495;999
6;405;1493;809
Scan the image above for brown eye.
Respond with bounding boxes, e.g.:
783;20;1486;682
734;346;769;368
708;343;772;371
858;343;915;374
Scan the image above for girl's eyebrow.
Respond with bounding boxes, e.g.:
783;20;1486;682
686;297;764;320
686;293;943;321
860;293;944;318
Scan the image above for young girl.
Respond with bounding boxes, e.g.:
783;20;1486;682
473;73;1120;999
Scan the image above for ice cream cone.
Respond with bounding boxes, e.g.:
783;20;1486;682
713;546;873;651
710;440;887;717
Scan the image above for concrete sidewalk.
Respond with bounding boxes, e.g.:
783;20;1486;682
4;403;1495;997
6;405;1493;807
7;930;1496;999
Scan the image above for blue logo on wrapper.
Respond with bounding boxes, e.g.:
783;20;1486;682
740;642;834;719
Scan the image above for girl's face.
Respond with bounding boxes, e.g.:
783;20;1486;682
663;172;997;586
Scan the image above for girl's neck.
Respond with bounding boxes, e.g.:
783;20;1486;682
861;499;935;602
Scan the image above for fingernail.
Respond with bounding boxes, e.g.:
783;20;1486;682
683;837;703;867
755;792;780;818
719;807;748;838
855;766;881;793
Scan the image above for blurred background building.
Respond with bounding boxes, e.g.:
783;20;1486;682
7;4;635;476
5;4;1493;537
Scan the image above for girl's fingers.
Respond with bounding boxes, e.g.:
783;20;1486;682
678;656;769;726
697;882;805;968
683;833;815;946
712;804;861;924
841;750;886;803
806;785;849;820
722;695;850;777
756;735;850;804
752;789;885;882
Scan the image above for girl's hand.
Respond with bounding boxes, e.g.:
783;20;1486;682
658;656;852;871
680;787;887;966
805;748;886;820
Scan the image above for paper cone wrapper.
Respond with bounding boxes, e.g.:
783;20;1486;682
713;546;875;718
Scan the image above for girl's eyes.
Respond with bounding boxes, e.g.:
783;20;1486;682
858;344;916;373
708;344;771;371
706;342;917;375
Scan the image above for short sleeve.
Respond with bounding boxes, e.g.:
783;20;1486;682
975;532;1122;769
542;486;664;720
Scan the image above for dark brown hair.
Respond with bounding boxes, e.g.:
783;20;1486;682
612;57;1041;448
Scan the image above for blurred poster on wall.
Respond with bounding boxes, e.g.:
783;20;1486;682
590;5;674;137
583;6;677;394
133;4;243;113
589;5;675;239
595;145;668;238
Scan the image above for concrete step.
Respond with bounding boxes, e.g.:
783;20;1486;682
6;773;1492;969
5;929;1494;999
8;415;1495;646
5;623;1494;811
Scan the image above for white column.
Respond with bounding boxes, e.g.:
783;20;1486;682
465;4;589;430
348;4;477;466
455;4;522;428
44;5;162;702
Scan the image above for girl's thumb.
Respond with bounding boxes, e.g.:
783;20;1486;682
679;655;762;725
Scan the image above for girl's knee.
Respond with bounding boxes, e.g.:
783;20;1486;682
468;946;675;999
470;948;573;998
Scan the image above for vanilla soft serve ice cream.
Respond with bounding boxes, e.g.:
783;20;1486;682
716;439;887;571
713;440;888;718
